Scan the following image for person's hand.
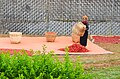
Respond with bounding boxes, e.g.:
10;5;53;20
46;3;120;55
83;27;86;30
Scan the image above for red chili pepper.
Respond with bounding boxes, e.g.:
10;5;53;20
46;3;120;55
58;43;89;52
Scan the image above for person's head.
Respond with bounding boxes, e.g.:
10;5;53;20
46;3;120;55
82;15;88;21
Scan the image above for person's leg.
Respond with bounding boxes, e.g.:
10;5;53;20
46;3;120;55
80;36;85;46
80;31;88;46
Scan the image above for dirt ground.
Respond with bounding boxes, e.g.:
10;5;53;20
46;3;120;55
0;34;120;68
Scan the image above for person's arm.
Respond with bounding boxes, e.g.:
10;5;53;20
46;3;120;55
86;23;89;30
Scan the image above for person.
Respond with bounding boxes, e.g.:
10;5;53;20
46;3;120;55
80;15;89;47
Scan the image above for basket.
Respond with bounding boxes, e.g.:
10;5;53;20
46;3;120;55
9;32;22;44
72;22;86;36
79;29;85;36
45;32;57;42
71;33;80;43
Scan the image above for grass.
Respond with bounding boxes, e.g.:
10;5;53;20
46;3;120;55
83;43;120;79
88;66;120;79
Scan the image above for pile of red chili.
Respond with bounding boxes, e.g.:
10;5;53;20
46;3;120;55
92;36;120;44
0;48;32;56
58;43;89;52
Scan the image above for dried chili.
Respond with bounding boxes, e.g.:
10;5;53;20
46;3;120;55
58;43;89;52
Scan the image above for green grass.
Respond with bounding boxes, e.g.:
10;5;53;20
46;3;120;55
87;66;120;79
85;43;120;79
